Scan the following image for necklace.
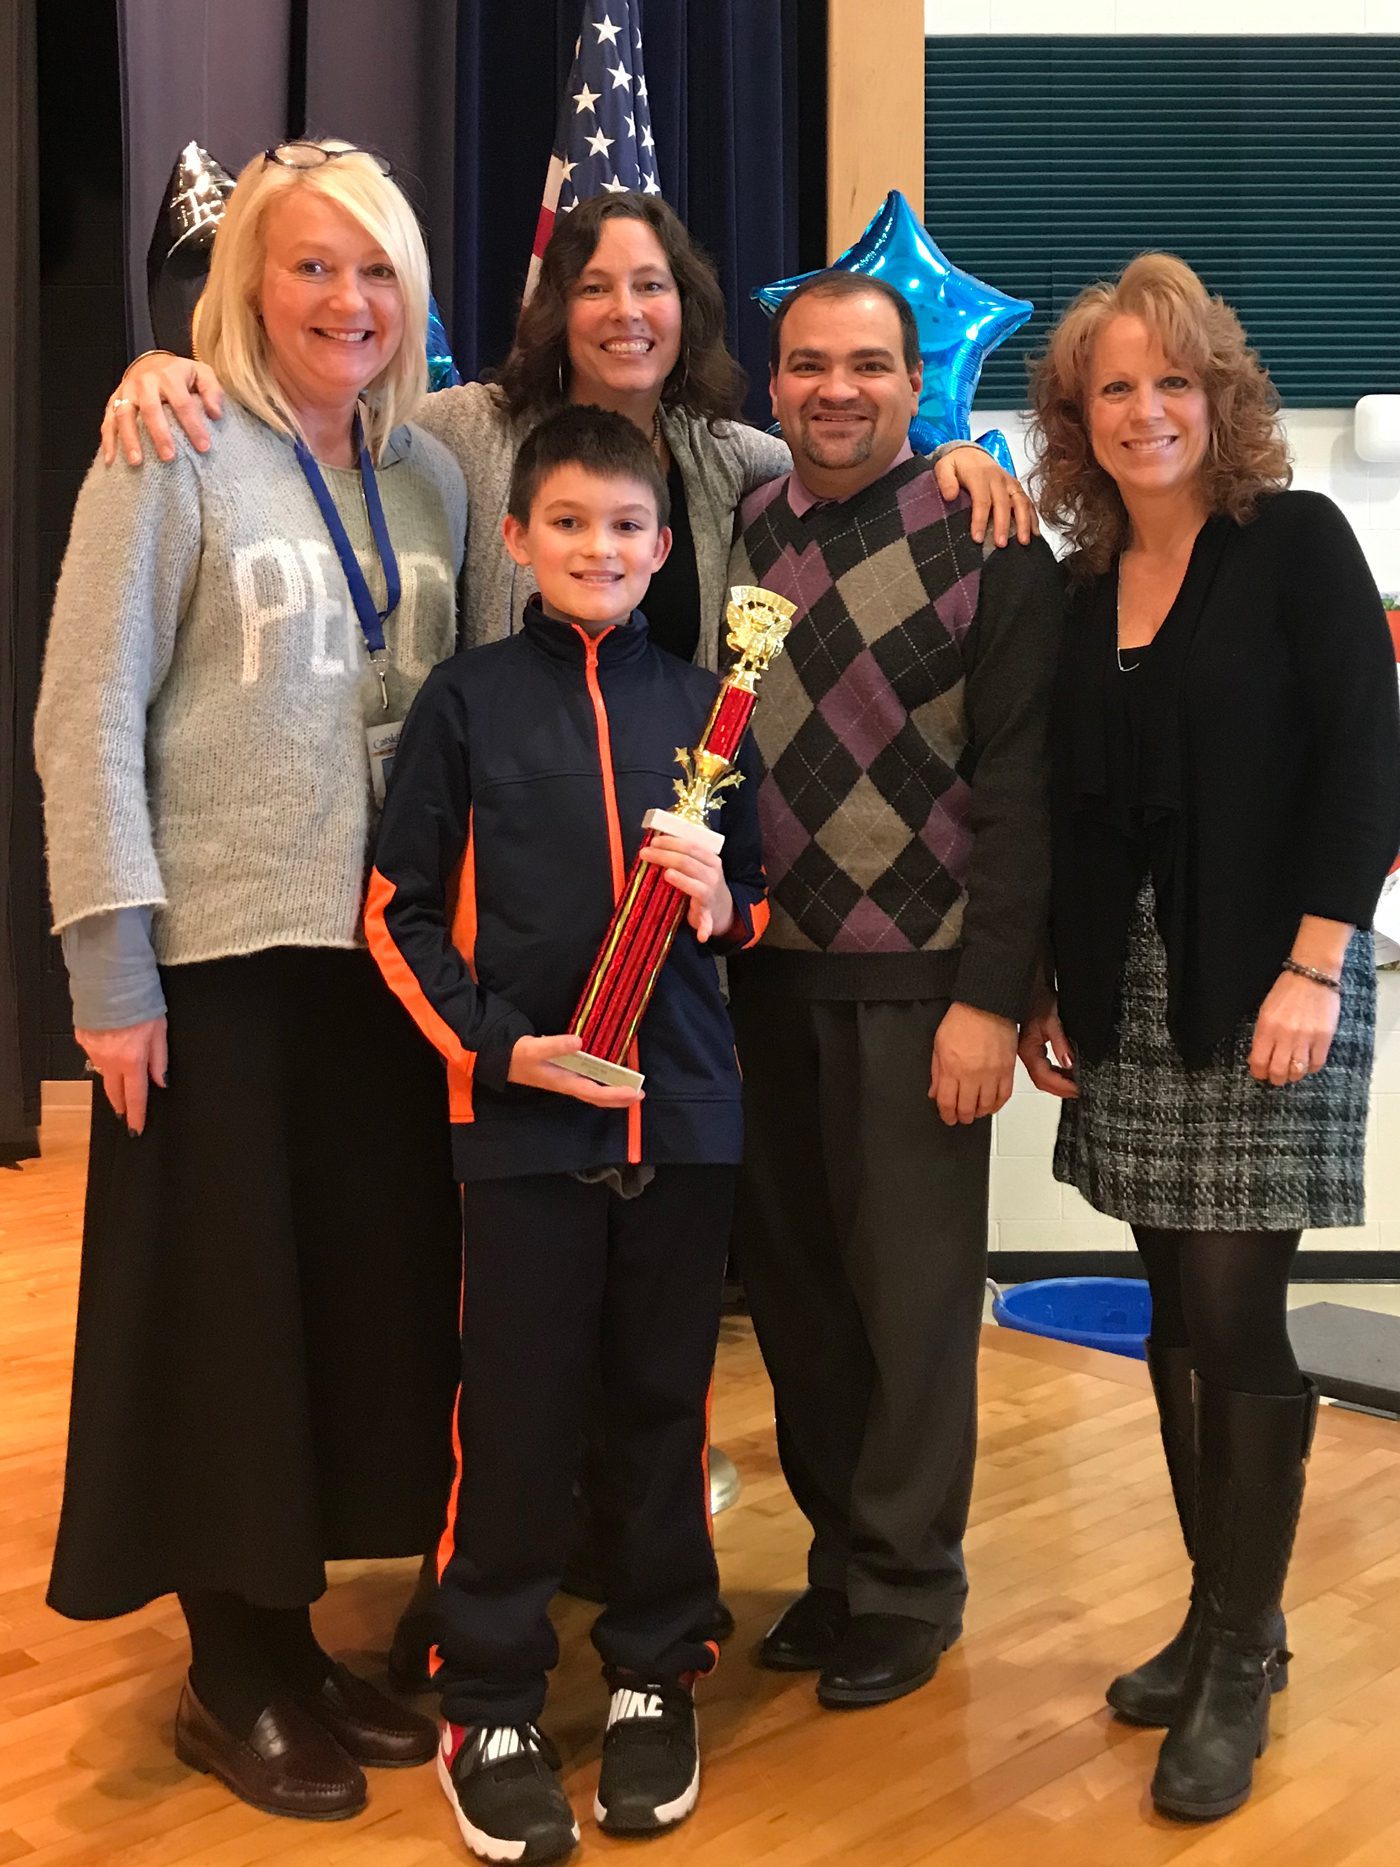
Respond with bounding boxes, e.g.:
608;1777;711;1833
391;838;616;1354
650;404;664;464
1114;585;1140;674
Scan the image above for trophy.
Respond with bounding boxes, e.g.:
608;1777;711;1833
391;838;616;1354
556;585;795;1092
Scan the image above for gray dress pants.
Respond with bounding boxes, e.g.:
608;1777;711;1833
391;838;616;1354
730;987;990;1624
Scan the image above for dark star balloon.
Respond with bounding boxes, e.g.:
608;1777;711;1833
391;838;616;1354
147;142;237;355
753;190;1031;472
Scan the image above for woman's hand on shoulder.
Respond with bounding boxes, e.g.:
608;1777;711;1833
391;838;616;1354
934;443;1038;549
1016;991;1079;1098
1248;972;1342;1086
101;354;225;468
75;1016;168;1135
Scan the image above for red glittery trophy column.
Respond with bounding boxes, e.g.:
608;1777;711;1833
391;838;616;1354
556;585;795;1093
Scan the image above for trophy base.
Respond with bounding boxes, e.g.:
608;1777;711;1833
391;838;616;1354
554;1050;646;1093
642;806;724;851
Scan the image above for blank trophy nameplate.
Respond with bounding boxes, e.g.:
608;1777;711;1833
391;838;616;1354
556;585;795;1092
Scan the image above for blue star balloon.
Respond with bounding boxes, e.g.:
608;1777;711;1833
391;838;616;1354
426;295;462;391
753;190;1031;472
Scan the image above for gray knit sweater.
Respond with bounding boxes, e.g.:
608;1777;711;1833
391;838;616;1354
412;382;791;664
35;400;465;971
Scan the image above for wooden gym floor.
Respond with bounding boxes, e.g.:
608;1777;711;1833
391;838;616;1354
3;1090;1400;1865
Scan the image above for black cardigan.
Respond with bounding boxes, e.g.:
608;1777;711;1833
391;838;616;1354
1050;490;1400;1066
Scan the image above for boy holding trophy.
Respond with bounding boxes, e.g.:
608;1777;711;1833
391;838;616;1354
366;406;783;1865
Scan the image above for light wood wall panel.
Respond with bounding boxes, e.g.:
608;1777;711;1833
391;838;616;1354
826;0;925;258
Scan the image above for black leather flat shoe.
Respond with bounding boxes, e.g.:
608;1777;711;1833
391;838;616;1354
757;1587;850;1672
817;1612;958;1708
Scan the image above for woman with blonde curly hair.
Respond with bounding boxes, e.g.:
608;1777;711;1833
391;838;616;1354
1019;253;1399;1822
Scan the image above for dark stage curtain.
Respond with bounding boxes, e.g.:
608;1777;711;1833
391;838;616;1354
453;0;824;424
0;0;42;1165
117;0;298;355
117;1;460;354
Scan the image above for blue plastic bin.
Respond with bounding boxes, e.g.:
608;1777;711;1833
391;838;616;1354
991;1276;1151;1361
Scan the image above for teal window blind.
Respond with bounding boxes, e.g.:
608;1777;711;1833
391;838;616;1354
924;36;1400;409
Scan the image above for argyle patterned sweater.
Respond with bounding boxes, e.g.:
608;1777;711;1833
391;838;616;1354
727;455;1062;1020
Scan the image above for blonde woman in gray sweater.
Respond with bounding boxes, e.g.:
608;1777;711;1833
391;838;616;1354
35;144;467;1823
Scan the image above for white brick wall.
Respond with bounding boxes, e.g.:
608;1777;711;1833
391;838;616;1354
920;11;1400;1254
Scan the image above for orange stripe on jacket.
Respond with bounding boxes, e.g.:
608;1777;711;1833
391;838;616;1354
577;627;626;898
446;826;480;1124
740;897;771;948
364;837;478;1123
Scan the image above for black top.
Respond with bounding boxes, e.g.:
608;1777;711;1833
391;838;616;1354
638;458;702;663
1050;491;1400;1066
1104;622;1155;833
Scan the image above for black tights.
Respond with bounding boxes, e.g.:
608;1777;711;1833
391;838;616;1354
180;1590;332;1739
1132;1226;1305;1396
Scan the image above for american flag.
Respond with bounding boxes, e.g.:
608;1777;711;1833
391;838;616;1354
527;2;660;295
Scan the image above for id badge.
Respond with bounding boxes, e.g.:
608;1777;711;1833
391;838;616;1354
366;719;405;808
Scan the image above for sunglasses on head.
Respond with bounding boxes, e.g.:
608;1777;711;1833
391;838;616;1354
264;142;394;178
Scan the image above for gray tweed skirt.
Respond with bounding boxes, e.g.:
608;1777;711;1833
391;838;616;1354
1053;883;1375;1231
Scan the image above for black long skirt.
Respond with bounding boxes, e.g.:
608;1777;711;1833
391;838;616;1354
48;947;462;1620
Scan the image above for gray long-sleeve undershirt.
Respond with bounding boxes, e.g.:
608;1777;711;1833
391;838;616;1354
61;907;166;1029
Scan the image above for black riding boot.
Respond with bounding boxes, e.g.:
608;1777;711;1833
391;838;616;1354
1107;1341;1200;1724
1107;1345;1290;1727
1150;1376;1317;1821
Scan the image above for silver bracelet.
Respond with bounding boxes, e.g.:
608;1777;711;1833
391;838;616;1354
1281;957;1342;992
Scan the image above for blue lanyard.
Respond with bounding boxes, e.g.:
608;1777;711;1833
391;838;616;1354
293;411;401;708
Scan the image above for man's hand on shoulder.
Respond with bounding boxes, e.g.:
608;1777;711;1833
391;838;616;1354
929;1002;1017;1125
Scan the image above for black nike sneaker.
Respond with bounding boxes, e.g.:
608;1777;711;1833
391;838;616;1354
437;1719;579;1864
593;1674;700;1837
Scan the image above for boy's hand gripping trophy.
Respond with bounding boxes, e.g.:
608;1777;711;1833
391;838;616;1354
555;585;795;1092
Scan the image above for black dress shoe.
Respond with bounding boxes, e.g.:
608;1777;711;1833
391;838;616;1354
174;1676;367;1820
701;1595;736;1644
758;1587;850;1672
817;1612;959;1708
289;1662;438;1768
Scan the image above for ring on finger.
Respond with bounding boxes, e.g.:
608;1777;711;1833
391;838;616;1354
110;395;132;411
1289;1055;1308;1075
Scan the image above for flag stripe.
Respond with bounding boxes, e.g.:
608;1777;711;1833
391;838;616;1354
525;0;662;299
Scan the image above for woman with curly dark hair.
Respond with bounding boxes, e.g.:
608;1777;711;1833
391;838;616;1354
1019;253;1400;1822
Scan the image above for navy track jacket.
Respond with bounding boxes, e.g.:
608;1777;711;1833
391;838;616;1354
366;601;769;1182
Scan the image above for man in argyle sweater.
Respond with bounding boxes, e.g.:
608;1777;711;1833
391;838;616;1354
728;272;1061;1709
